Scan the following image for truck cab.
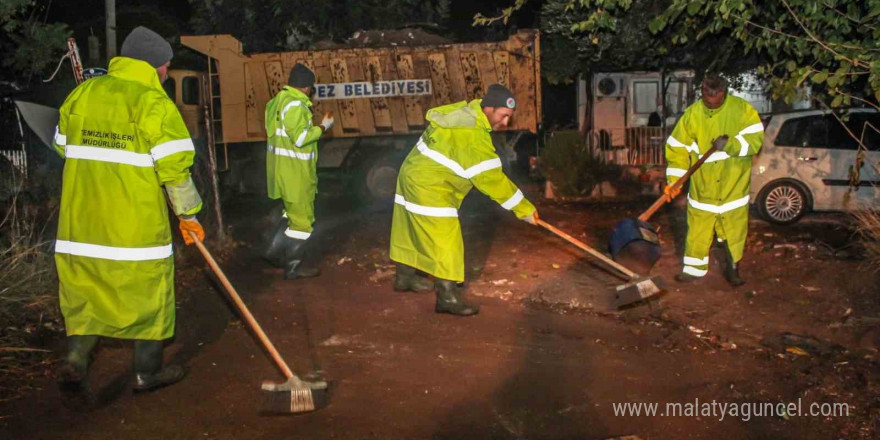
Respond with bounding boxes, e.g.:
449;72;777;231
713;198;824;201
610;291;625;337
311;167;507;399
164;69;207;140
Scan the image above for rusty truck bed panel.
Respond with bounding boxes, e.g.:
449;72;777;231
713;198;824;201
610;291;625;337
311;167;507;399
181;31;541;143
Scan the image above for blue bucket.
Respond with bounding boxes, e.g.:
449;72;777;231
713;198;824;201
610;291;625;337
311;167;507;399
609;218;661;271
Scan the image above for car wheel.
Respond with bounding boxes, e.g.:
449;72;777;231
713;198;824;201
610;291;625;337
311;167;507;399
758;181;808;225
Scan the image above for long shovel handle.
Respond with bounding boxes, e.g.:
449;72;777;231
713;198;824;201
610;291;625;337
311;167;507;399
189;232;295;380
637;141;721;222
537;219;637;279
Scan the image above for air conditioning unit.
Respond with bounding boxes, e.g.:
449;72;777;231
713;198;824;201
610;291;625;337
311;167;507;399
594;73;627;98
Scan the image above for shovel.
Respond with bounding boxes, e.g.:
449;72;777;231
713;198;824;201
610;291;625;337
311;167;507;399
609;137;726;272
537;219;667;308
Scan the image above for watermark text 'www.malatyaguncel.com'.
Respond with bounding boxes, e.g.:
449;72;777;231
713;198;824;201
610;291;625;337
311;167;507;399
612;399;850;422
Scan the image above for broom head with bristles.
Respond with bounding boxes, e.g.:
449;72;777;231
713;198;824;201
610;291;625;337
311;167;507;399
261;377;329;414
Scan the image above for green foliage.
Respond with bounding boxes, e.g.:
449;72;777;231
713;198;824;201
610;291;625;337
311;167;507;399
481;0;877;105
4;22;70;79
0;0;30;31
537;0;651;82
540;33;582;84
0;0;71;81
473;0;529;26
542;0;678;79
479;1;758;84
651;0;879;107
188;0;451;52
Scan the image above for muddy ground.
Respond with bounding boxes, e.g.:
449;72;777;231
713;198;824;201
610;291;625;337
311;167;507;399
1;178;878;440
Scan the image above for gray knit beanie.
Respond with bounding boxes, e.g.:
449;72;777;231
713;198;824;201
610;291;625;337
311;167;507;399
289;64;316;88
120;26;173;67
481;84;516;109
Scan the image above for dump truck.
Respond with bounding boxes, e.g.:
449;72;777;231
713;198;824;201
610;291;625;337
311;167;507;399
169;30;542;200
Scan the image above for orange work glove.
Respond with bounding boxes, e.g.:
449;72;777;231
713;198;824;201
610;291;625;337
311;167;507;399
178;216;204;245
520;210;539;225
663;185;682;203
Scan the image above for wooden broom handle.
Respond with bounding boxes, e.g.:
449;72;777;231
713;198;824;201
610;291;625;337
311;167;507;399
638;142;720;222
190;232;295;379
537;219;636;278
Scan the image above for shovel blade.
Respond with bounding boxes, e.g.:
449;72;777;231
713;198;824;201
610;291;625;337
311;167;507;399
614;276;667;309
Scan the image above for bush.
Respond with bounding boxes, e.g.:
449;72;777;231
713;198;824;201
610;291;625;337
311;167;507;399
0;179;61;401
539;130;620;197
854;208;880;275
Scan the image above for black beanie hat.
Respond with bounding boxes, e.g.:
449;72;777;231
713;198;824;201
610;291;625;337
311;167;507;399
120;26;173;68
289;64;316;88
481;84;516;109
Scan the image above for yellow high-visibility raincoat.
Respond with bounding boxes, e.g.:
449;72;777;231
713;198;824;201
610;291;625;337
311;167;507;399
265;86;322;239
53;57;202;339
390;99;536;282
665;95;763;277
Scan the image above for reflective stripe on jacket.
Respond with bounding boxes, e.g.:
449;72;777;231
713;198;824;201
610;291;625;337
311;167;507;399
265;86;321;235
54;56;201;339
665;95;763;214
390;99;536;281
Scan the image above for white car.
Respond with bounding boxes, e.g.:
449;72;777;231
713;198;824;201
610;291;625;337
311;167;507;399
751;108;879;224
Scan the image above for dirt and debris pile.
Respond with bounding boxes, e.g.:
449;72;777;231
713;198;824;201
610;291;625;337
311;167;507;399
314;28;452;50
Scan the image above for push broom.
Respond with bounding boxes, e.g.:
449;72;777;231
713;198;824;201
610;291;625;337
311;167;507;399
188;232;328;413
537;220;667;308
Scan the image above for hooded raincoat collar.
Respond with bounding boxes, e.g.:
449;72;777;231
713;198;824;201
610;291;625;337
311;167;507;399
470;99;492;132
282;86;313;106
107;57;165;92
425;99;492;131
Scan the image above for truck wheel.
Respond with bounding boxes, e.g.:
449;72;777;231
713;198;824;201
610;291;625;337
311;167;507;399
757;180;809;225
364;155;399;201
352;151;406;209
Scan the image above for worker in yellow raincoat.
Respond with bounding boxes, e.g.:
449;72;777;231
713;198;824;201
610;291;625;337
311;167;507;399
390;84;538;316
263;64;334;279
664;76;764;286
53;27;205;402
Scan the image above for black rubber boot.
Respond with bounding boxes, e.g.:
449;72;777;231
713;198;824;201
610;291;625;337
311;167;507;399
722;245;746;287
284;260;321;279
58;335;99;408
434;279;479;316
263;217;289;268
393;263;434;293
133;340;186;393
674;272;701;283
283;238;320;280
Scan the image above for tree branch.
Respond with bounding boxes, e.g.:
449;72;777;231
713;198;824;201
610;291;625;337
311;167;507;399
473;13;508;26
832;89;880;111
736;16;803;41
473;0;529;27
822;2;860;25
733;14;872;52
805;66;871;77
816;99;879;175
781;0;857;65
